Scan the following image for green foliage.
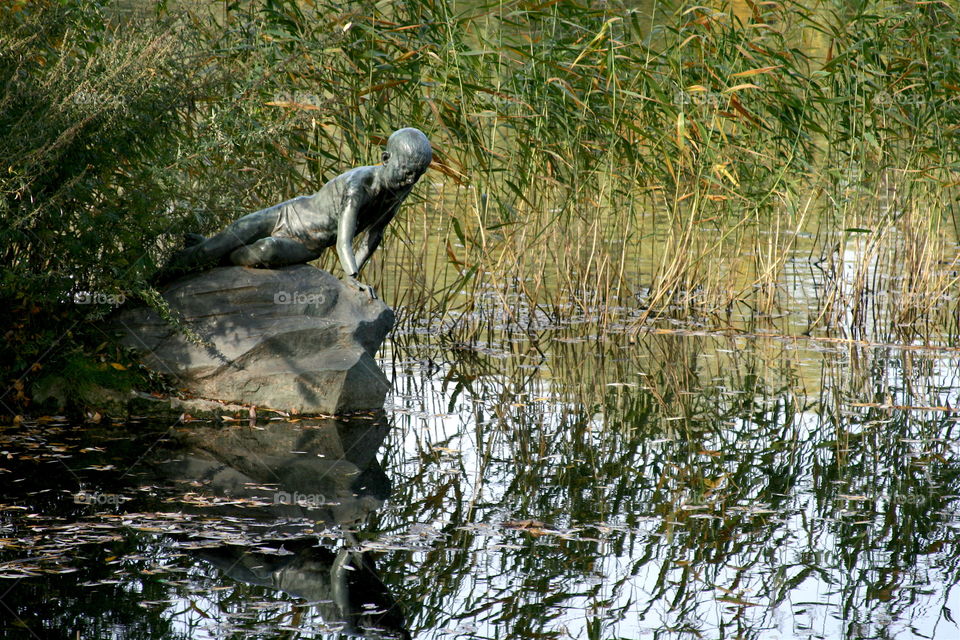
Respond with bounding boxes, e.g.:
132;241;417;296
42;351;136;394
0;0;186;394
1;1;183;288
0;0;315;402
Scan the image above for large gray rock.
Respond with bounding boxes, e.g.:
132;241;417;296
112;265;393;414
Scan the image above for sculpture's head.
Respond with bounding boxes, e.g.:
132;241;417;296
382;128;432;188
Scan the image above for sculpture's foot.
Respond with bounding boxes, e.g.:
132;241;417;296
344;276;377;300
184;233;206;248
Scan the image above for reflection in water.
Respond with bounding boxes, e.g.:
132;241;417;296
194;541;408;640
151;415;391;525
0;412;410;639
148;413;409;639
1;330;959;639
379;326;960;639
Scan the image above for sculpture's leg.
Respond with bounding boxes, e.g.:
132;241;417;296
161;210;279;277
229;237;320;267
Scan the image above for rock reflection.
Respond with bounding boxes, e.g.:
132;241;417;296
150;411;410;639
153;412;390;524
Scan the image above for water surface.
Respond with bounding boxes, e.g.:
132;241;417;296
3;321;959;639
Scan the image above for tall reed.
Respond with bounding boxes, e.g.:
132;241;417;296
179;0;957;339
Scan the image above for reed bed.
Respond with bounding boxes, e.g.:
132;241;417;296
176;0;958;339
3;0;959;392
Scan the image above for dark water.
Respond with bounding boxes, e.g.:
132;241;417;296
2;326;960;639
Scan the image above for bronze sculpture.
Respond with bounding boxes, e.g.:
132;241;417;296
161;128;432;298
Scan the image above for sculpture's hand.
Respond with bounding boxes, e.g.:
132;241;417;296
345;276;377;301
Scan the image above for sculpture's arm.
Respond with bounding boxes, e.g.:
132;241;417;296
335;190;379;300
354;228;382;274
336;197;361;278
355;208;397;274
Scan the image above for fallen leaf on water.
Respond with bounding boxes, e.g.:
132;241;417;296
717;596;761;606
432;447;460;454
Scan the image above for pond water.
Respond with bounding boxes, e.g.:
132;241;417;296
2;314;960;639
